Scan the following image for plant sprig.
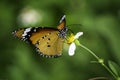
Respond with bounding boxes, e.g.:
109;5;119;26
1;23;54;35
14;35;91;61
75;39;120;80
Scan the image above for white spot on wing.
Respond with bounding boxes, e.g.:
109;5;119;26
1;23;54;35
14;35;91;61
22;28;32;37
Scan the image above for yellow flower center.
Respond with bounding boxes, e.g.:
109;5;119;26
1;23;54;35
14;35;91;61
67;33;75;44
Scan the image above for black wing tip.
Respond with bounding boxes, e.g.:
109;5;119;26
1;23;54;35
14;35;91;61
12;28;31;42
59;15;66;23
12;29;20;39
12;30;16;37
62;15;66;18
12;28;23;37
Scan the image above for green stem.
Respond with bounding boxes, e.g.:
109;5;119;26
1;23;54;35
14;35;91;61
79;44;100;60
78;43;117;79
102;63;117;79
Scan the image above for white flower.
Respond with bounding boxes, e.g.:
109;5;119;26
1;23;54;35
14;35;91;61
68;42;76;56
68;32;83;56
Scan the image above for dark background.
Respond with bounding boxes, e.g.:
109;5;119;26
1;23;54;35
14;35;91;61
0;0;120;80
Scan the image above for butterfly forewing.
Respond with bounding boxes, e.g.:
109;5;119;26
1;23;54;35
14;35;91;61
57;15;66;30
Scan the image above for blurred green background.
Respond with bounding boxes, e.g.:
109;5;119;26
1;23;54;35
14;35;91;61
0;0;120;80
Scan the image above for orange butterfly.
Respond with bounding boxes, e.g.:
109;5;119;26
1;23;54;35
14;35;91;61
12;15;67;58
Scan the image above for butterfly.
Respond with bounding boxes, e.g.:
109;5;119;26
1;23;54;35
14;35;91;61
12;15;68;58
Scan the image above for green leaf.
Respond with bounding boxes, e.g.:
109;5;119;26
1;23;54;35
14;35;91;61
108;60;120;77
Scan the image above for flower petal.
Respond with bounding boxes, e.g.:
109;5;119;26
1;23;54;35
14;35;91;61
74;32;83;39
68;42;76;56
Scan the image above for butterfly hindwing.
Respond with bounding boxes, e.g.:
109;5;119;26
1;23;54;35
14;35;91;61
29;28;64;58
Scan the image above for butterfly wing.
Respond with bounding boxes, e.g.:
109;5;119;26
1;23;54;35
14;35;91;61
29;28;64;58
13;27;64;58
12;28;32;41
12;15;67;58
57;15;66;30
